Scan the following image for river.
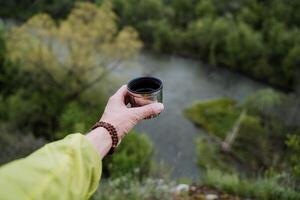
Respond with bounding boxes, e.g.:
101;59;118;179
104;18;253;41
111;52;268;180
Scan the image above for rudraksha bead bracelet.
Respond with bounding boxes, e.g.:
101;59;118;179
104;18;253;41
91;121;118;155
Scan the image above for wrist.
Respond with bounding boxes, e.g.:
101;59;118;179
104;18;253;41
86;127;112;159
99;117;123;141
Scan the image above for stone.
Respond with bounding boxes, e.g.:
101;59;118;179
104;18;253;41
205;193;218;200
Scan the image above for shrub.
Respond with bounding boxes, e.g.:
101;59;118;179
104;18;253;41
0;21;4;64
0;124;46;165
196;137;234;172
231;115;270;170
92;175;177;200
286;134;300;178
55;100;105;139
103;131;154;179
283;44;300;85
0;0;82;20
223;21;264;72
184;98;240;139
187;93;289;173
243;88;284;116
203;169;300;200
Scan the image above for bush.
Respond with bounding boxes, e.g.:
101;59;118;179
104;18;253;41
103;131;154;179
55;100;105;139
243;89;284;115
184;98;240;139
110;0;300;90
196;137;234;172
2;89;63;139
0;0;82;20
0;21;4;64
92;176;177;200
0;124;46;165
187;92;289;173
203;169;300;200
1;2;140;139
186;17;234;64
286;134;300;178
223;21;264;72
283;44;300;85
231;115;270;170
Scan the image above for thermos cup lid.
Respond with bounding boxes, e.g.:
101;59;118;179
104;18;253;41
127;76;163;94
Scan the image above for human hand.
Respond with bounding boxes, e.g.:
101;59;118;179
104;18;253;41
100;85;164;140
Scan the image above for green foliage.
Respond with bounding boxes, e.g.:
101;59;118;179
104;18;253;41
152;21;184;53
185;98;240;139
103;131;154;179
187;89;291;173
232;115;271;170
196;137;234;172
0;0;83;20
283;45;300;83
1;2;142;139
55;100;105;139
6;2;142;102
186;17;233;63
109;0;300;90
0;21;4;64
195;0;216;18
243;89;284;115
3;0;300;90
112;0;169;44
286;134;300;178
1;89;63;138
0;124;45;165
92;176;177;200
223;21;264;71
203;169;300;200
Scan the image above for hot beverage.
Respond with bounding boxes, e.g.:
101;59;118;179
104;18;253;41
127;76;163;118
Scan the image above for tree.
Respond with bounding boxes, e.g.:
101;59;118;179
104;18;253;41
195;0;216;18
112;0;170;44
3;2;142;138
223;21;264;72
103;131;154;178
286;134;300;178
0;0;82;20
5;2;142;102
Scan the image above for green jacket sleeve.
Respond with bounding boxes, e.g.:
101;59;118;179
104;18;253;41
0;133;102;200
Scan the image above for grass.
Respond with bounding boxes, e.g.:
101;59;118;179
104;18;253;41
203;169;300;200
196;137;234;172
92;175;181;200
185;97;288;171
92;171;300;200
184;98;241;139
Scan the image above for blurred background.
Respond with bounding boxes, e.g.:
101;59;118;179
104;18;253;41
0;0;300;199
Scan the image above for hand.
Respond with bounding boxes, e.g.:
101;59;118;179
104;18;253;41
86;85;164;159
100;85;164;140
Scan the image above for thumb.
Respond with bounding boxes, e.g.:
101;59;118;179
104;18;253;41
132;103;164;120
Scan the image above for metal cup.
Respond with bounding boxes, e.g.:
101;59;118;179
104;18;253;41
127;77;163;119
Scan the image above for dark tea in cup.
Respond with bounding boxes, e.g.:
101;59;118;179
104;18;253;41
127;77;163;118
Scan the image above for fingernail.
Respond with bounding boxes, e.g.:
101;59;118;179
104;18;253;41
155;103;164;112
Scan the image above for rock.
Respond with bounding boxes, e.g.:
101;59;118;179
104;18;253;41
206;194;218;200
173;184;189;193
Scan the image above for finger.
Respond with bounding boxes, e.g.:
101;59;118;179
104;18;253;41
112;85;128;101
132;103;164;120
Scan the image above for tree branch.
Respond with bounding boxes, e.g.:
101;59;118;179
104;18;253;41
65;60;121;101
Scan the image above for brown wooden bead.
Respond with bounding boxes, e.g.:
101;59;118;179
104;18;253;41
91;121;119;155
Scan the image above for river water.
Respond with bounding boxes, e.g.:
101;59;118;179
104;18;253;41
112;52;268;180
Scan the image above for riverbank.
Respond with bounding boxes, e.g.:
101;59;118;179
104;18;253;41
183;89;300;197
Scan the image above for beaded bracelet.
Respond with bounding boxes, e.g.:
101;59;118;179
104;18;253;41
91;121;119;155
